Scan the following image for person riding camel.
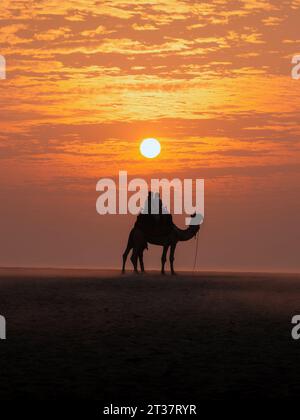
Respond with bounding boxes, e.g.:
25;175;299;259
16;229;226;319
135;191;173;236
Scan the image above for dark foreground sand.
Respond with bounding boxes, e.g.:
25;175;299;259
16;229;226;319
0;268;300;401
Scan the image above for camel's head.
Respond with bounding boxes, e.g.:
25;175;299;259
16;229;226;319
188;213;203;236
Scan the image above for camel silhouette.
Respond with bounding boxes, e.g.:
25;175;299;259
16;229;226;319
122;214;201;275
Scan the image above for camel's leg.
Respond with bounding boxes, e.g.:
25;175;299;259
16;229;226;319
139;252;145;273
129;228;146;274
130;249;139;273
122;228;135;273
170;243;177;275
161;245;169;275
122;245;131;273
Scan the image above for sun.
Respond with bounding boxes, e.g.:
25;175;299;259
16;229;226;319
140;138;161;159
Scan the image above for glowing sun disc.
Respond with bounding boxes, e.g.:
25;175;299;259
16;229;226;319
140;138;161;158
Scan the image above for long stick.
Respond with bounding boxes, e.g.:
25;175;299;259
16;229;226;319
193;231;200;271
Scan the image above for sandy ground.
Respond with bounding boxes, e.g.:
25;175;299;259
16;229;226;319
0;268;300;401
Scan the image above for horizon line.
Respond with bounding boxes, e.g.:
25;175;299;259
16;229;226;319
0;266;299;276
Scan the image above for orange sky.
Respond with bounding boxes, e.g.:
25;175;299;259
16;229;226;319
0;0;300;272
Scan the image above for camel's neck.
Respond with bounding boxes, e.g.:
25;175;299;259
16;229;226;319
175;225;199;241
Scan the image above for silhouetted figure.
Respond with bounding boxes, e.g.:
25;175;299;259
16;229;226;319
122;202;201;275
135;192;173;236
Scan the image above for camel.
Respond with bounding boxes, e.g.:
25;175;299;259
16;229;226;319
122;214;201;275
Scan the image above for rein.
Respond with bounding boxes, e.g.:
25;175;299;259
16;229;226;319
193;231;200;271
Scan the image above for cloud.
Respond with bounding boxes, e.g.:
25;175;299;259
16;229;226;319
0;0;299;189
